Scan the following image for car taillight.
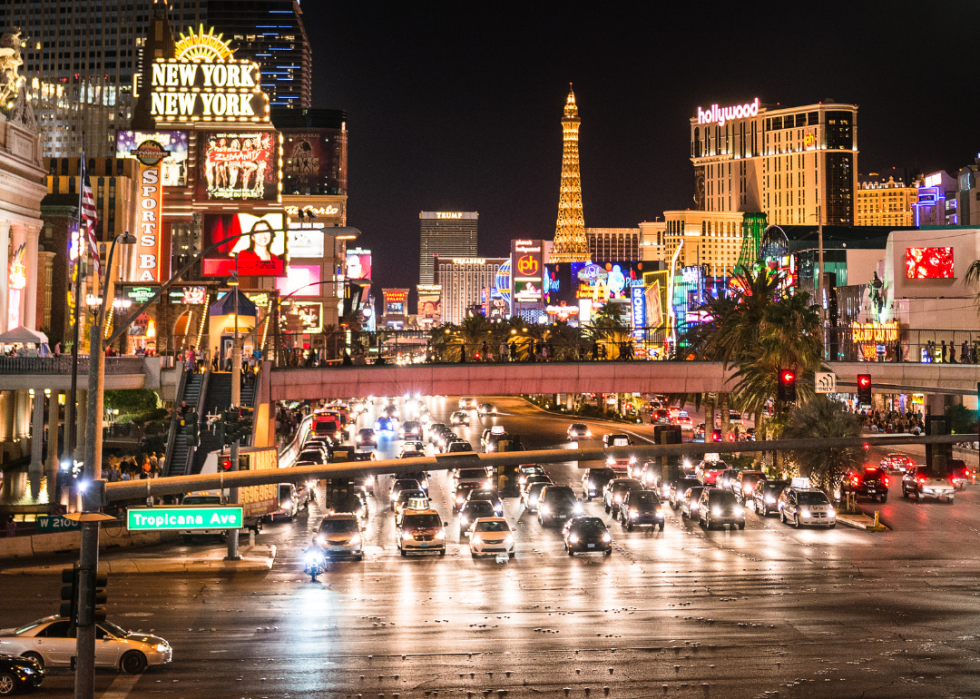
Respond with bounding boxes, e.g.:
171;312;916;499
883;477;889;486
966;470;972;477
918;477;925;484
851;477;859;486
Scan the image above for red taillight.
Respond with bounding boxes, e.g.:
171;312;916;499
918;477;925;484
883;477;889;486
851;477;859;486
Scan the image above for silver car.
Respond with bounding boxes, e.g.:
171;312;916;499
778;488;837;528
0;616;172;674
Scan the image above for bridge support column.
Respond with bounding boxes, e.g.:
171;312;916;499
47;390;60;503
924;393;948;417
14;389;31;457
74;390;87;462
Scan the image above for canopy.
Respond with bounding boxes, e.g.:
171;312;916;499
0;326;49;345
209;290;257;318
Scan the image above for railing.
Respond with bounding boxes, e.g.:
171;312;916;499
0;356;146;374
162;363;188;475
825;327;980;364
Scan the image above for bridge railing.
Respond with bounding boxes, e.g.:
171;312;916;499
825;327;980;364
0;356;146;375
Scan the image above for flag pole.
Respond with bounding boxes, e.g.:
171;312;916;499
66;152;86;499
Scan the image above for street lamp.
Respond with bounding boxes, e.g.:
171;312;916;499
228;265;241;408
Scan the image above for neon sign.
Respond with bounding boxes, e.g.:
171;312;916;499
851;321;899;344
696;97;760;127
516;254;540;276
136;146;164;283
436;212;463;219
149;59;268;120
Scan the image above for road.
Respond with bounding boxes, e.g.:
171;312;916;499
3;395;980;698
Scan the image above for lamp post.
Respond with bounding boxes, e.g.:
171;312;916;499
229;261;240;408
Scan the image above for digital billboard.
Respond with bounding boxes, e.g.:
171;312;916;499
282;302;323;333
115;130;188;186
346;248;372;280
281;130;347;195
287;226;324;258
417;284;442;325
198;131;278;201
202;212;286;276
574;262;643;302
276;265;321;297
511;239;543;303
906;247;954;279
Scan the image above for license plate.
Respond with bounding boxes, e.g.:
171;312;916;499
587;543;595;548
420;542;429;548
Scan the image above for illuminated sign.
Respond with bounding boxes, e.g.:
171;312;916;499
516;253;540;276
436;212;463;219
128;506;242;531
136;145;164;283
168;286;207;305
696;97;760;127
8;243;26;290
452;258;486;265
631;284;646;340
202;213;286;277
577;263;607;283
199;131;279;201
286;226;324;258
851;321;899;344
906;247;954;279
149;59;269;121
174;25;234;62
512;239;543;303
346;249;372;280
282;301;323;333
276;265;321;297
681;266;700;284
417;285;442;324
284;205;340;217
924;173;943;188
116;131;188;186
124;286;160;304
546;303;579;320
803;132;816;148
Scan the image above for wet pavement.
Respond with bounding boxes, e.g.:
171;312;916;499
3;395;980;698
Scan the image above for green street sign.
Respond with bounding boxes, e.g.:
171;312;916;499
37;515;81;532
127;506;243;531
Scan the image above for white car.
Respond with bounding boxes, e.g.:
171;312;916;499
0;617;172;674
314;514;364;560
468;517;515;558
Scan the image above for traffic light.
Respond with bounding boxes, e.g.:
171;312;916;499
77;568;108;627
777;369;797;402
857;374;872;406
220;457;233;472
59;566;79;626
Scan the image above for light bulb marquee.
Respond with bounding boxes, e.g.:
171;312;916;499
174;25;235;62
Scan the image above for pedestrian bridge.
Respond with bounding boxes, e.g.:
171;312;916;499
0;356;165;391
263;360;980;402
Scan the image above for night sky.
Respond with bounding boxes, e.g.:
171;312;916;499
302;2;980;297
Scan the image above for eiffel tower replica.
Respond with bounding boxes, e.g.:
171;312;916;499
550;85;591;263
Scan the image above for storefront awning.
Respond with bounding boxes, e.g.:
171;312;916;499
209;290;257;318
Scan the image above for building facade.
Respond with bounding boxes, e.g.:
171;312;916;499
638;220;667;262
662;210;746;273
957;155;980;227
856;173;919;227
419;211;478;285
433;256;506;325
691;98;858;227
913;171;959;226
586;227;639;262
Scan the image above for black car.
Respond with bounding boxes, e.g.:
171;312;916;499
466;489;504;515
453;481;483;512
669;477;702;509
563;516;612;556
537;485;581;526
697;488;746;530
751;479;789;516
582;467;617;501
618;489;665;531
841;466;890;502
0;654;44;694
458;499;497;537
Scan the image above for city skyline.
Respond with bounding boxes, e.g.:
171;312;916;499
302;2;980;292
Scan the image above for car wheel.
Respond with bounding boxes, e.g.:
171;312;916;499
439;549;446;556
121;651;148;675
902;487;909;499
880;495;888;503
0;672;15;696
604;548;612;556
625;521;633;532
659;522;665;532
829;523;836;529
916;492;923;502
738;522;745;530
355;554;364;561
779;510;786;524
20;653;43;671
509;552;515;559
399;548;406;557
567;547;574;556
794;514;800;529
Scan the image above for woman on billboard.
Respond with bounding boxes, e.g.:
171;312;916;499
237;219;283;275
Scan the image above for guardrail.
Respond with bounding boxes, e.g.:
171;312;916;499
0;356;146;374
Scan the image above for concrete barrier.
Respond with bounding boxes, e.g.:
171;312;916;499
0;525;180;560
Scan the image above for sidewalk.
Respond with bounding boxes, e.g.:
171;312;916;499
1;544;277;575
836;512;888;531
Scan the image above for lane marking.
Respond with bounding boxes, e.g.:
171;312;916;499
99;674;141;699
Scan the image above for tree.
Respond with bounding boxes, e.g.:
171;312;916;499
966;260;980;309
104;389;159;416
782;395;863;494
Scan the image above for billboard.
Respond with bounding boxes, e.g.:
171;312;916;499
643;270;670;331
282;301;323;333
201;212;286;276
286;226;324;258
346;248;372;280
511;239;543;303
281;130;347;195
276;265;321;297
417;284;442;325
115;130;188;186
631;284;646;340
573;262;644;302
198;131;278;201
906;247;954;279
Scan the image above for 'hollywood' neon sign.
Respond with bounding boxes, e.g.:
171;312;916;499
696;98;760;127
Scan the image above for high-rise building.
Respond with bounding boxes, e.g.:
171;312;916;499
419;212;478;285
856;173;919;227
913;171;959;226
690;98;859;227
638;221;667;263
586;228;639;262
434;256;506;325
957;155;980;226
662;210;746;273
551;86;590;263
8;0;310;158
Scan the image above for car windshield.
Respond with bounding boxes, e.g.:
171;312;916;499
474;521;509;532
707;490;738;505
398;490;425;501
570;519;606;534
319;519;359;534
182;496;220;505
449;443;473;452
278;485;292;499
470;491;497;501
591;469;616;480
528;483;548;496
687;487;704;500
522;466;545;475
393;479;420;490
459;469;485;480
545;487;576;503
572;424;587;430
765;482;788;494
612;480;640;492
403;514;441;528
798;491;830;505
742;474;763;483
402;472;426;482
633;492;659;505
609;436;630;446
463;502;495;515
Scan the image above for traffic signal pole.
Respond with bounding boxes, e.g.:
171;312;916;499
226;439;240;561
74;514;99;699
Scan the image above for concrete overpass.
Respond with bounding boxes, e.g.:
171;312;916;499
264;361;980;402
0;356;164;391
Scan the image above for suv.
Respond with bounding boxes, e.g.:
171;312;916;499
733;471;766;504
314;514;364;560
458;397;477;410
602;478;643;518
582;467;617;501
397;509;447;556
696;461;730;486
751;479;788;516
881;452;914;473
902;466;955;502
478;403;497;416
697;488;746;530
399;420;423;440
841;466;889;502
778;488;836;527
618;489;665;531
537;485;581;527
668;477;701;510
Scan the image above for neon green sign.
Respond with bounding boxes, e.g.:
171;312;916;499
127;506;243;531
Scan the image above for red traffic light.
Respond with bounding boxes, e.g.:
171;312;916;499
781;371;795;382
220;459;232;471
858;375;871;387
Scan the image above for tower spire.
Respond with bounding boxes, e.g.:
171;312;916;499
551;84;590;263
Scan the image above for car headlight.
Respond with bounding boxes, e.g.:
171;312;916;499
540;505;550;515
569;534;579;543
827;508;836;517
655;507;665;517
800;509;811;518
712;507;722;516
530;496;538;505
630;508;638;518
614;495;622;503
588;480;595;488
316;535;327;545
281;499;292;508
471;534;482;545
734;506;745;516
629;456;636;464
585;431;592;437
765;495;775;504
573;502;583;514
606;457;615;465
504;533;514;545
456;495;465;504
402;530;413;540
601;533;611;543
460;516;469;526
435;530;445;540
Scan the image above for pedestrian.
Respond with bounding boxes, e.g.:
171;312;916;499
499;340;508;362
509;342;517;361
591;340;599;361
481;340;489;362
149;452;159;471
941;340;948;363
950;343;957;363
54;342;61;357
962;340;970;365
342;350;352;366
212;348;220;372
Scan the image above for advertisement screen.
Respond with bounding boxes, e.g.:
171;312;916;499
643;270;669;331
906;247;954;279
386;301;405;316
282;130;347;195
282;302;323;333
202;212;286;276
418;294;441;322
346;249;372;280
198;131;278;201
287;226;324;258
276;265;321;297
115;130;189;186
511;239;543;303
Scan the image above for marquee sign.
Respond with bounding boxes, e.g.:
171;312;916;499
696;97;760;127
851;321;899;344
136;140;165;283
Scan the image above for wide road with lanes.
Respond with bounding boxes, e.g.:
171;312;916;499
3;395;980;699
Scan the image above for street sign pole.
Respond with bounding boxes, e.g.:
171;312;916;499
226;439;240;561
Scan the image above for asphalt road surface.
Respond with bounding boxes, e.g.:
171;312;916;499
4;395;980;698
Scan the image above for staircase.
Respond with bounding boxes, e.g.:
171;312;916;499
165;372;204;478
190;372;233;475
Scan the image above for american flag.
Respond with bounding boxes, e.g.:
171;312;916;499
80;158;102;279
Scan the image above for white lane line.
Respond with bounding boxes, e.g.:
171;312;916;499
99;674;141;699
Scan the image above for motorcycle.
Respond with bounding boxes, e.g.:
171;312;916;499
303;546;326;581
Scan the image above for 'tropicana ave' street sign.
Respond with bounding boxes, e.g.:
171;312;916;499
127;506;243;531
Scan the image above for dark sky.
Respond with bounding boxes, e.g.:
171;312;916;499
302;1;980;296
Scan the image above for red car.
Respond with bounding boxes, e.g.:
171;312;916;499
696;461;730;485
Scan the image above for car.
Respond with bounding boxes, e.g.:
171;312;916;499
427;423;448;443
0;652;44;693
733;471;766;504
484;426;511;453
298;446;328;464
602;478;643;518
178;492;229;541
522;481;550;512
950;460;974;490
397;509;447;556
393;489;428;520
454;466;493;489
399;440;425;457
563;516;612;556
375;415;396;433
605;451;636;472
841;466;890;502
271;483;305;521
881;452;914;473
314;513;364;560
538;485;582;526
477;403;498;416
751;480;789;516
399;420;423;440
603;433;632;448
778;488;837;527
397;470;430;492
453;481;484;512
517;464;547;487
466;489;504;516
676;415;693;430
446;440;474;454
582;467;617;501
697;488;746;530
679;485;705;520
521;474;553;498
434;430;456;450
389;478;422;508
567;423;592;441
458;499;497;537
458;397;477;410
728;411;743;425
668;477;701;509
902;467;956;502
450;411;471;426
618;489;665;531
651;408;670;423
696;461;730;486
469;517;516;557
0;616;172;674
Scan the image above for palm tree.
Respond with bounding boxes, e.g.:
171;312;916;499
966;260;980;308
782;395;863;495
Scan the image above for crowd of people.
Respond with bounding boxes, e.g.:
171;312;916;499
857;409;926;435
103;452;165;482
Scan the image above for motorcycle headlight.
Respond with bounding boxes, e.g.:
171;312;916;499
569;534;579;543
304;551;324;564
601;533;611;543
435;530;445;540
